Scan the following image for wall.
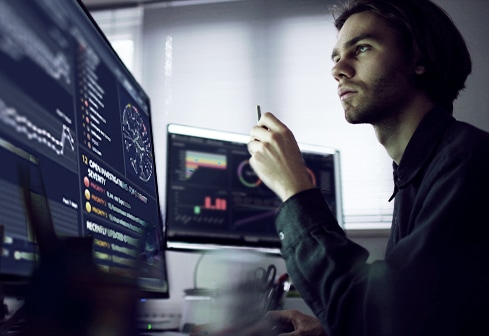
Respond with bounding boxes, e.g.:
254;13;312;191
138;0;489;314
433;0;489;130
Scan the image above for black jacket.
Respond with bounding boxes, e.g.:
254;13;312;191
276;107;489;336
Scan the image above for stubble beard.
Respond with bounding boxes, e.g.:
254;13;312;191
342;69;412;127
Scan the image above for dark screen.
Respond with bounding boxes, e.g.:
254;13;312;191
0;0;168;298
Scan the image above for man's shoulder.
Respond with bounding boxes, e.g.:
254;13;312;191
436;119;489;167
445;119;489;149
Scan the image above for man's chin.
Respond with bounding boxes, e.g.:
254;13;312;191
344;110;361;124
343;104;358;123
345;114;370;125
344;105;372;125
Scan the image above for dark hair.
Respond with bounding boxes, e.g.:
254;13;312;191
332;0;471;112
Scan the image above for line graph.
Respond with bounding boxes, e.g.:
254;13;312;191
0;98;76;168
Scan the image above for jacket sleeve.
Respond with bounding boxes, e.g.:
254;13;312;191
275;188;371;335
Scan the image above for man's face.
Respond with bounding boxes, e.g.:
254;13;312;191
331;11;418;125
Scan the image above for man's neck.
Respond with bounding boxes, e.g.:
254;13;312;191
374;96;435;165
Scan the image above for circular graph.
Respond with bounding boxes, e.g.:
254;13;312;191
122;103;153;182
237;160;317;188
237;160;262;188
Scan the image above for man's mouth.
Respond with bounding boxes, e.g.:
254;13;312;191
338;87;357;101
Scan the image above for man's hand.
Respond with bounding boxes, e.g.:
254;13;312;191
240;309;328;336
190;309;327;336
248;112;315;201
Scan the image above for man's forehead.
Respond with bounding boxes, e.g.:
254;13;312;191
332;11;392;52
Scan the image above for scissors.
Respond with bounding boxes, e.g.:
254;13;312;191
253;264;277;290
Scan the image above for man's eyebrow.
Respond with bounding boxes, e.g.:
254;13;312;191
331;33;377;61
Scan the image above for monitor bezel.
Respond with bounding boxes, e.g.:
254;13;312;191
165;123;343;255
76;0;169;299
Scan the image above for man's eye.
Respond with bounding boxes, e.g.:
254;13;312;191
356;45;370;55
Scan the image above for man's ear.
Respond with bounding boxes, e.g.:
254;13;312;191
414;63;426;75
412;44;426;75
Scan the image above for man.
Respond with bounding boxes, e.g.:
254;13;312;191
247;0;489;335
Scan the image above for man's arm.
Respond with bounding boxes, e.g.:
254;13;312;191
276;147;489;336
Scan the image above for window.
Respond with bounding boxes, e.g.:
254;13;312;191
93;0;394;231
90;7;143;82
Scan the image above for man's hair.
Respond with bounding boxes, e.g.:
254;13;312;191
332;0;472;112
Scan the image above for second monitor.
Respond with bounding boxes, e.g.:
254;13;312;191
165;124;342;253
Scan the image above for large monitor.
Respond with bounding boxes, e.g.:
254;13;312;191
0;0;168;298
166;124;342;253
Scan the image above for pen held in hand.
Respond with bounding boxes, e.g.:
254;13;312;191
256;105;270;131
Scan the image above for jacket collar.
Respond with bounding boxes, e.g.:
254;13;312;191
389;107;455;199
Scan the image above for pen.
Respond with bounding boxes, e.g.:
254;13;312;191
256;105;262;121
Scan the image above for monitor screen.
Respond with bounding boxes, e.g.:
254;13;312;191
166;124;342;253
0;0;168;298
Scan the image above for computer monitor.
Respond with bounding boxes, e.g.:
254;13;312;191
0;0;168;298
165;124;342;253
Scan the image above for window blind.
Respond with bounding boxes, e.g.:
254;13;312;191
92;0;394;231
